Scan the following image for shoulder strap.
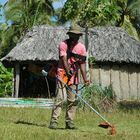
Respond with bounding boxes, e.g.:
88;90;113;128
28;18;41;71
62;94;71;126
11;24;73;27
66;39;71;59
70;52;86;62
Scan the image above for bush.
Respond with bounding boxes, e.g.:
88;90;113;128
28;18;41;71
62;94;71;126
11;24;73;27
77;84;117;112
0;62;13;97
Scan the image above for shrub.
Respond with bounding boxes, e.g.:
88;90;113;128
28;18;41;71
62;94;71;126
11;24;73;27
0;62;13;97
77;84;117;112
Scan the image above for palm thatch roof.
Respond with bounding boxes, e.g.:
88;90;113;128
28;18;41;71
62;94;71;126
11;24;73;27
88;27;140;64
1;26;67;67
1;25;140;67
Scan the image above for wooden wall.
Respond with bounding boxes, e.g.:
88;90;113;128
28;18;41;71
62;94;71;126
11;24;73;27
13;63;140;100
89;64;140;101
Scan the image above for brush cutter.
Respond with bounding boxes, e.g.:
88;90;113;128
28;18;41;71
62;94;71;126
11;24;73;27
42;70;116;135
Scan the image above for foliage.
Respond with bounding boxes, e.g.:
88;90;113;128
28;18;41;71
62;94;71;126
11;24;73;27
78;84;117;112
60;0;121;27
88;56;96;65
0;0;55;58
60;0;140;40
0;23;18;58
0;63;13;97
0;4;2;20
4;0;54;27
116;0;140;40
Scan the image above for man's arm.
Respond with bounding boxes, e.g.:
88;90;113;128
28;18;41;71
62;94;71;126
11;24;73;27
80;63;89;85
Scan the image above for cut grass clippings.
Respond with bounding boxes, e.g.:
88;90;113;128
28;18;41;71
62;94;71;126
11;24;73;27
0;107;140;140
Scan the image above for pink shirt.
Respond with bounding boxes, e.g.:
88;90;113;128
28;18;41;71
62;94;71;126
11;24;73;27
57;40;87;84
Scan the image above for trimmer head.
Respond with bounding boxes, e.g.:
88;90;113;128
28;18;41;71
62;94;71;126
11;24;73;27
109;125;116;135
98;122;116;135
98;122;111;128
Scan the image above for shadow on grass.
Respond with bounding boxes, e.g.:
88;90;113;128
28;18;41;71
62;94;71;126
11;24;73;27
15;120;47;127
15;120;66;130
15;121;102;132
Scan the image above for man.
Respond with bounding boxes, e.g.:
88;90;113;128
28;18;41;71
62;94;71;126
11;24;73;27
49;24;89;129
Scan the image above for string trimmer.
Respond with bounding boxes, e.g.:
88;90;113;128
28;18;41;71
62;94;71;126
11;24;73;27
42;69;116;135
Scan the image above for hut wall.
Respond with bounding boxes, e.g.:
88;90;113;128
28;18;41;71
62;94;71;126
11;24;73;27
90;64;140;101
129;66;137;100
111;65;121;101
120;65;130;100
100;65;111;87
90;65;100;83
138;68;140;100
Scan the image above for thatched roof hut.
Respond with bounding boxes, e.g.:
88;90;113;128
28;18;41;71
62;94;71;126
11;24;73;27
1;25;140;100
1;26;66;67
1;25;140;66
88;27;140;64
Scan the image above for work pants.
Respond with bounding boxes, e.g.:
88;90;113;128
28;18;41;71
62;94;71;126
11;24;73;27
50;81;77;123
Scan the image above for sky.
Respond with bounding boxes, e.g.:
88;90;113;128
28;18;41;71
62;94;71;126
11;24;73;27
0;0;8;5
53;0;66;9
0;0;8;23
0;0;67;23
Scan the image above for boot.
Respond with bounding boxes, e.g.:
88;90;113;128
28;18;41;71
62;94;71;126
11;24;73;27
65;121;77;129
48;122;58;129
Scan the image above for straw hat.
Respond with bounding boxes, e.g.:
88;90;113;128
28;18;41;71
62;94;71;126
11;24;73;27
67;24;83;35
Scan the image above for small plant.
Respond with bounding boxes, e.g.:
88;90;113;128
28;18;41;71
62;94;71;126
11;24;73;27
88;56;96;65
0;62;13;97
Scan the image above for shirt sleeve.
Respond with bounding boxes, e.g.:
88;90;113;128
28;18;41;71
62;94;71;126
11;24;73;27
80;44;87;56
79;44;87;64
59;42;67;57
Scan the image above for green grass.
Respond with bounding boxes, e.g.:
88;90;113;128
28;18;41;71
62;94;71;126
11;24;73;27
0;107;140;140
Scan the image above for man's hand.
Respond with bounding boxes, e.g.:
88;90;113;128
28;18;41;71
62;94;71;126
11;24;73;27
84;80;90;86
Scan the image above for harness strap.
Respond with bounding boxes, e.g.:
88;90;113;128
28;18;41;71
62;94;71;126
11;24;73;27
70;52;86;61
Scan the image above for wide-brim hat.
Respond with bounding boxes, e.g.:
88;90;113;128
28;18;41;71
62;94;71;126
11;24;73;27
67;25;83;35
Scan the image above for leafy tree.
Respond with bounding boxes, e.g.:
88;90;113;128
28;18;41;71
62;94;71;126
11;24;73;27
0;62;13;97
0;0;54;58
0;23;16;58
4;0;54;28
0;4;2;21
60;0;121;27
116;0;140;40
60;0;140;40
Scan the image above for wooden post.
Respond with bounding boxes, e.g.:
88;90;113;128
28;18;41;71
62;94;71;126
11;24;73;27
85;26;89;50
85;26;90;81
14;63;20;98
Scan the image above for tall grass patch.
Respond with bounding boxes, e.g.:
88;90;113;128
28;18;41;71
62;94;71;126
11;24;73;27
78;84;117;112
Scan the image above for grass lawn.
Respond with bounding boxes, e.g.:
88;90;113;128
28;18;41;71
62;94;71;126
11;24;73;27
0;107;139;140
